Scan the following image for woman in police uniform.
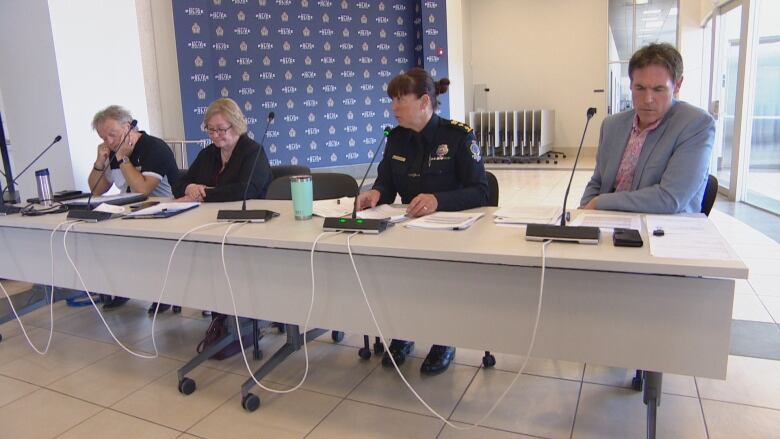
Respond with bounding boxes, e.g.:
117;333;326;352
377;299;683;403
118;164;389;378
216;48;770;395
356;68;489;375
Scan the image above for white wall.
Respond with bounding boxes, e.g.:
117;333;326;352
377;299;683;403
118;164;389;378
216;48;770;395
464;0;608;148
48;0;150;192
0;0;73;198
678;0;707;108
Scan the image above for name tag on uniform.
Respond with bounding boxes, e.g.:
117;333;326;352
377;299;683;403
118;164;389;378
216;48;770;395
392;155;406;162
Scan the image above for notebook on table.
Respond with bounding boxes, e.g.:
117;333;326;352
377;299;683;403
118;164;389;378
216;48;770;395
64;193;148;210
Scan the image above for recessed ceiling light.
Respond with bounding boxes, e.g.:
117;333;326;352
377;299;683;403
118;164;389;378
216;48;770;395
643;9;662;14
644;21;664;28
635;0;649;5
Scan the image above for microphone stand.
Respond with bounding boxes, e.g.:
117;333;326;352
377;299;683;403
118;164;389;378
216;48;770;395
525;108;601;244
322;127;391;234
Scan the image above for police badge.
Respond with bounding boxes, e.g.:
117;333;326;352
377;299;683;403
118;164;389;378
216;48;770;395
436;144;449;158
470;140;482;162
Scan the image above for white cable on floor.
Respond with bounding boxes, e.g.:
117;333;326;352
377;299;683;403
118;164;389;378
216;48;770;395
346;232;552;431
0;219;76;354
61;220;226;359
148;221;225;354
221;224;339;394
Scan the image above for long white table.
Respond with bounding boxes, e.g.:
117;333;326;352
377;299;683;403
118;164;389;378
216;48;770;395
0;200;748;432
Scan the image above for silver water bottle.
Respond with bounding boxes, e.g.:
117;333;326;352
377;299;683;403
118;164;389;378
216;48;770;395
35;168;53;206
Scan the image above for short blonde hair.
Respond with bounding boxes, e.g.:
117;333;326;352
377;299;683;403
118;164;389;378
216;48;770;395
92;105;133;130
204;98;247;134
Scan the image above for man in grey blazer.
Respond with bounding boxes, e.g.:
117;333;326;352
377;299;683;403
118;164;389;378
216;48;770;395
580;43;715;214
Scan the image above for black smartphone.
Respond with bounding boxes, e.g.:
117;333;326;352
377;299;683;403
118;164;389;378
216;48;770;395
613;228;643;247
129;200;160;211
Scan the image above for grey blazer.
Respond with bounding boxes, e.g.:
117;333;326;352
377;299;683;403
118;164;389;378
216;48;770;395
580;101;715;214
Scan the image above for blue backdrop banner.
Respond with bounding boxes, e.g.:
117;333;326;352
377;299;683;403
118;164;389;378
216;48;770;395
172;0;448;168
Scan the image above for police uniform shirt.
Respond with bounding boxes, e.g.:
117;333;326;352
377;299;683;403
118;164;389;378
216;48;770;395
372;114;489;211
106;131;180;197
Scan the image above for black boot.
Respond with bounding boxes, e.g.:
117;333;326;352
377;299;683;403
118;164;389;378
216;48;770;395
148;302;171;314
420;345;456;375
102;296;130;310
382;339;415;367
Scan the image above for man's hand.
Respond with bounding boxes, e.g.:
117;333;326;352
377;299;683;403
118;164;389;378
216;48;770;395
355;189;381;210
184;183;209;202
582;196;599;210
406;193;438;217
115;137;135;161
94;143;110;170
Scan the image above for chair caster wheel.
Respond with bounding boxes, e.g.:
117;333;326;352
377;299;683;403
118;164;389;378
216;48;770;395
201;310;211;318
331;331;344;343
358;347;372;360
482;354;496;368
0;333;3;343
373;341;385;354
178;377;196;395
253;349;263;361
173;306;182;314
242;393;260;412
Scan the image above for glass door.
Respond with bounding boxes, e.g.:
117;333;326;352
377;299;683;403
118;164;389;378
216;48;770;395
743;0;780;214
709;2;743;191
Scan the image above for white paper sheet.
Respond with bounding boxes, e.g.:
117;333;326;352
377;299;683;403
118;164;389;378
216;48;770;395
313;197;353;218
493;206;561;225
405;212;484;230
645;215;735;260
570;212;642;231
357;204;409;223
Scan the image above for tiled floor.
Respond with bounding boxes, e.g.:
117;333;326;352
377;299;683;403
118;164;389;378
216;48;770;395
1;167;779;438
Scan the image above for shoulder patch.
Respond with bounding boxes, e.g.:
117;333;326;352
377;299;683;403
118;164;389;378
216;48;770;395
447;119;473;133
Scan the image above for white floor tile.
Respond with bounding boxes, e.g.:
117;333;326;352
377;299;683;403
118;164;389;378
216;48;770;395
758;295;780;323
0;330;117;385
439;422;536;439
260;341;380;398
57;409;181;439
112;366;245;431
189;387;340;439
455;348;584;381
748;275;780;297
0;374;39;407
572;383;706;439
702;399;780;439
0;388;102;439
348;355;477;418
732;294;774;322
48;350;183;406
451;369;580;439
307;399;443;439
697;355;780;410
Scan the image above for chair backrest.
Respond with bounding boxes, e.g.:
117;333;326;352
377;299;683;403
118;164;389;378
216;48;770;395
265;172;358;201
486;171;499;207
271;165;310;181
701;174;718;216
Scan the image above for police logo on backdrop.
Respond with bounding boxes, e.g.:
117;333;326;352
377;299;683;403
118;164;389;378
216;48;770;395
173;0;448;168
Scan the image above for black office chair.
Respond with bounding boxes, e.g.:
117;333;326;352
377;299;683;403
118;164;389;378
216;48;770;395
266;172;357;201
631;174;718;392
357;171;500;368
271;165;310;181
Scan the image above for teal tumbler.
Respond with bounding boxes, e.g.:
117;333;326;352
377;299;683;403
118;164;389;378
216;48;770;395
290;175;313;220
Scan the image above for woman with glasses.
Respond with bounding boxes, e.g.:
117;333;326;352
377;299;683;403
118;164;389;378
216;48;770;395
173;98;273;202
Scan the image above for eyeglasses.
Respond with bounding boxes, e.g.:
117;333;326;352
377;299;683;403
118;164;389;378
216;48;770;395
205;125;232;135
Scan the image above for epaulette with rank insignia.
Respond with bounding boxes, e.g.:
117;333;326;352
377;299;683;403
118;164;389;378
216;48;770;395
446;119;473;133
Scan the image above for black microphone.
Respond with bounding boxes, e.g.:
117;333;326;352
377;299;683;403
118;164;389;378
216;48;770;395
323;126;391;234
67;120;137;222
0;135;63;215
525;107;601;244
217;112;277;222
